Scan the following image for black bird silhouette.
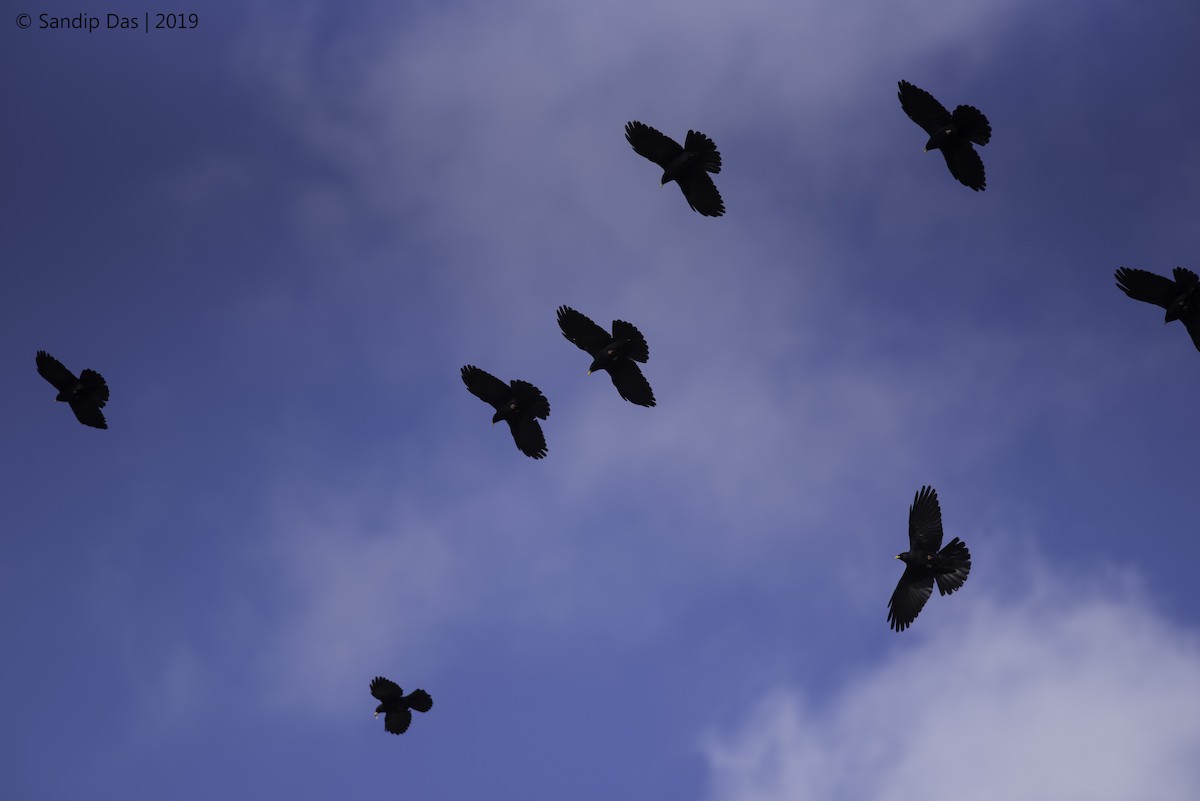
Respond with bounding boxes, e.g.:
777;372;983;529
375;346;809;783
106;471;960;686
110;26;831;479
888;485;971;632
1115;266;1200;351
36;350;109;429
625;121;724;217
461;365;550;459
556;306;655;407
897;81;991;191
370;676;432;735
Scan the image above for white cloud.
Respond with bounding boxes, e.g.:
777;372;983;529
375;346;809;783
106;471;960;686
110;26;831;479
703;581;1200;801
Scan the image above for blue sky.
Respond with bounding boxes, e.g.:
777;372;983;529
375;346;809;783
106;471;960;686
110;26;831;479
4;0;1200;798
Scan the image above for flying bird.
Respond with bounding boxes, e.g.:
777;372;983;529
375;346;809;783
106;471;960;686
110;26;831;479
461;365;550;458
36;350;109;429
1115;266;1200;351
887;485;971;632
556;306;655;407
624;120;724;216
370;676;432;735
897;80;991;191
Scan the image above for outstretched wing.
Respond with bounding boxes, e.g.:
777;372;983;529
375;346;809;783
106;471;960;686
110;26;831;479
908;485;944;552
370;676;403;702
508;418;548;459
36;350;77;392
1115;267;1179;309
509;380;549;420
406;688;433;713
461;365;511;409
69;400;107;429
897;81;952;135
383;708;413;735
677;171;725;217
608;360;656;407
557;306;612;356
887;568;934;632
941;144;986;191
625;121;683;169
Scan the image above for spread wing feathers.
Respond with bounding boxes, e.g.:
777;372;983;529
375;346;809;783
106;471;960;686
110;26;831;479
609;360;656;407
370;676;403;702
1174;267;1199;286
509;380;549;420
952;105;991;146
625;121;683;168
36;350;77;391
1186;318;1200;352
677;171;725;217
898;81;951;134
683;130;722;174
70;400;107;429
406;689;433;713
383;708;413;735
942;145;987;191
1115;268;1180;308
557;306;611;355
78;369;109;406
908;485;944;552
611;320;649;362
934;537;972;596
509;418;548;459
461;365;512;408
888;570;934;632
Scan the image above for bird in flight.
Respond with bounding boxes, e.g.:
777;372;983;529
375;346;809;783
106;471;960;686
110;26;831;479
888;485;971;632
369;676;432;735
556;306;656;407
36;350;109;429
461;365;551;459
625;120;725;216
1115;266;1200;351
897;81;991;191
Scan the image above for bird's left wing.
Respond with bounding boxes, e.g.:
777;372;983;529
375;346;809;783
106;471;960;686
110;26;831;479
461;365;512;408
370;676;403;702
609;360;656;407
36;351;76;392
509;418;548;459
887;569;934;632
69;400;107;429
1115;268;1179;309
897;81;952;135
384;708;413;735
625;121;683;168
557;306;612;355
941;144;986;191
908;485;944;552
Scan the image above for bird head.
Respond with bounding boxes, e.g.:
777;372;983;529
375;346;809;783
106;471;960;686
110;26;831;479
895;552;911;564
374;703;385;718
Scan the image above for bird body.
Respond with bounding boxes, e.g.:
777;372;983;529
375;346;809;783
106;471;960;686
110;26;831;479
625;121;725;216
461;365;551;458
1115;266;1200;351
370;676;432;735
556;306;655;407
898;81;991;191
887;485;971;632
36;350;109;429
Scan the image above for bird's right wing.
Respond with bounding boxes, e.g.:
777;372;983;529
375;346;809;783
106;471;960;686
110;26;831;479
1115;268;1178;309
461;365;512;408
69;401;108;429
625;121;683;169
677;171;725;217
908;485;944;552
370;676;404;702
941;144;986;191
509;418;548;459
609;360;656;407
384;708;413;735
887;569;934;632
36;351;77;392
557;306;612;355
897;81;952;135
